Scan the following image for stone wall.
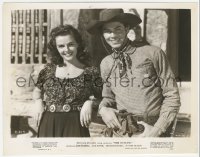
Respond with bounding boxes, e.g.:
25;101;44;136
146;10;168;52
9;64;44;135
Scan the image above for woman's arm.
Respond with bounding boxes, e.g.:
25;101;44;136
32;87;44;127
80;67;102;128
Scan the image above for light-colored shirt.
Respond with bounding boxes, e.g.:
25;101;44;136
99;44;181;133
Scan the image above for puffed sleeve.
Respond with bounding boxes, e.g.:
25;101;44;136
90;66;102;99
36;69;45;90
35;63;53;90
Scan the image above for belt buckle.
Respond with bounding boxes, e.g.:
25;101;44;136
49;104;56;112
63;104;71;112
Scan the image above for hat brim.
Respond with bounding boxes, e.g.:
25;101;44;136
87;13;142;35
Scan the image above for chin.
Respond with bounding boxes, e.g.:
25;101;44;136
63;56;74;61
110;44;122;49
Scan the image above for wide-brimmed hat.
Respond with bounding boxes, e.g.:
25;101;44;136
86;9;142;34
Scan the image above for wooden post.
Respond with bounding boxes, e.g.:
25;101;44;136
14;10;19;64
22;10;26;63
47;10;51;43
60;9;63;26
38;10;43;64
30;10;35;63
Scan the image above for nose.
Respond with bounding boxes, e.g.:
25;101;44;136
110;31;118;39
110;32;116;38
63;45;69;51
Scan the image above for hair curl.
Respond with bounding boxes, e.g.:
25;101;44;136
47;24;90;66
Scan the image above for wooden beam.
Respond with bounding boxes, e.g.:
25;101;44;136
60;9;63;26
30;10;35;63
14;10;19;64
38;10;43;64
22;10;26;63
47;10;51;43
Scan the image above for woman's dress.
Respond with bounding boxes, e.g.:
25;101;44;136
36;63;101;137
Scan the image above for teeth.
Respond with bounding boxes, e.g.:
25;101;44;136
63;52;72;56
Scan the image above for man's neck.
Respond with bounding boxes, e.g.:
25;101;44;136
113;38;130;52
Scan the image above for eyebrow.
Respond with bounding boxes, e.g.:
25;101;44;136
56;42;76;46
115;26;123;29
103;25;123;31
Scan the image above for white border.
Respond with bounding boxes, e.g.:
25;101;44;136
1;1;199;157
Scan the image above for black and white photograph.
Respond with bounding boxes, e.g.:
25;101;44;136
2;2;199;155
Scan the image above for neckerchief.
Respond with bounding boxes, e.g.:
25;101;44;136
103;38;149;80
112;40;135;78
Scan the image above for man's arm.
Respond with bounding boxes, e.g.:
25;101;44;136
98;57;121;129
152;48;181;135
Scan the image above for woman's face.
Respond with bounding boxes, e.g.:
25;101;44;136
102;21;129;49
55;34;78;62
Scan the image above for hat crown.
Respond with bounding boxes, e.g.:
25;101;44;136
99;9;124;21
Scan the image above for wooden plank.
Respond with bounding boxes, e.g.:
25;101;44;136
38;10;43;64
11;11;16;62
47;10;51;43
12;23;48;28
30;10;35;63
60;9;63;26
14;10;19;64
22;10;26;63
166;10;179;77
50;10;60;30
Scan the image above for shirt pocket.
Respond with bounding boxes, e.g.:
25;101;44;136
134;62;157;88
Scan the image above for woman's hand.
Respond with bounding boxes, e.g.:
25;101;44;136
80;100;93;128
32;87;44;126
32;99;44;127
99;107;122;129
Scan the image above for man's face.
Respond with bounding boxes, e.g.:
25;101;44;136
102;21;128;49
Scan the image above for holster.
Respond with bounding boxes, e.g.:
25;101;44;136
103;110;145;137
103;110;176;137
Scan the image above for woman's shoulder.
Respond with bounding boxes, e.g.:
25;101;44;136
44;63;56;69
39;63;56;76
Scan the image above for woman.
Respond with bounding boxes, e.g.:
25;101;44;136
32;24;102;137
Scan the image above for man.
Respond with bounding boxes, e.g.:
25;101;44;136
87;9;181;137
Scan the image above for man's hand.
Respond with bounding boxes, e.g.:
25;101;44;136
99;107;122;129
137;121;163;137
80;100;93;128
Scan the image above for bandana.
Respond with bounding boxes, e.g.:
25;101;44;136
112;40;136;78
103;38;149;80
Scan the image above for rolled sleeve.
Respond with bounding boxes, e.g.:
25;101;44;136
153;49;181;132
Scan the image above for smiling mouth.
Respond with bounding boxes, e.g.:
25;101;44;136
110;41;121;44
62;52;73;56
110;39;121;43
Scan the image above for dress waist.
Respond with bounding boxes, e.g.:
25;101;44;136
44;101;82;113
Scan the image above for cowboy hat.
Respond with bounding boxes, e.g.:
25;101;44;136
86;9;142;34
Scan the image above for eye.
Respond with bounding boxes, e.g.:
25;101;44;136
115;27;123;33
57;45;64;48
68;42;77;47
102;29;112;34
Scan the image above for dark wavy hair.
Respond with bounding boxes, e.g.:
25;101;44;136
47;24;90;66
